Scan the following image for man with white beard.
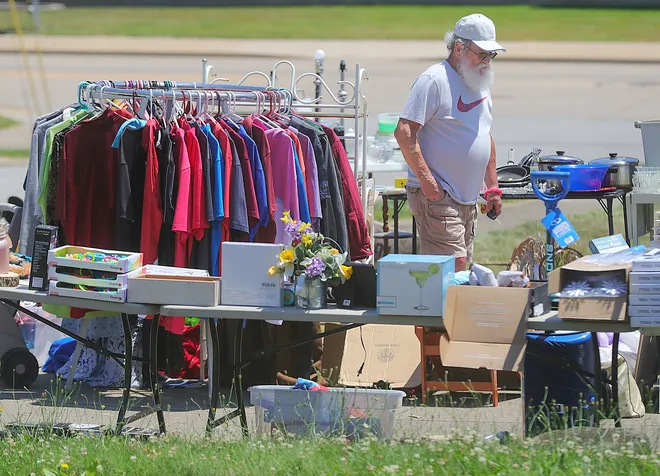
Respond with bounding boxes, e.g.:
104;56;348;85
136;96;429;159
394;13;505;272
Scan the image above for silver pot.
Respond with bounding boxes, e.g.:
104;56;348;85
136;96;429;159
589;153;639;189
537;151;584;189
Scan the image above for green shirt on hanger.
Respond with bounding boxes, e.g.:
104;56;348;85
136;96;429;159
37;109;92;218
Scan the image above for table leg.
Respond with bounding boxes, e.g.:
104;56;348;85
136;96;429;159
591;332;602;427
621;196;630;245
612;333;621;427
393;197;400;254
412;216;417;254
234;321;248;438
115;313;133;436
606;198;615;236
149;314;166;434
206;318;220;435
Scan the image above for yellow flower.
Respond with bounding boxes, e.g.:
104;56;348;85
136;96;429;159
280;210;292;224
298;222;311;233
330;248;339;255
341;265;353;279
302;235;313;246
279;249;295;263
267;266;279;276
61;463;69;469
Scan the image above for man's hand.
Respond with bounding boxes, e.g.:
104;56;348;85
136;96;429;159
485;193;502;217
421;179;444;201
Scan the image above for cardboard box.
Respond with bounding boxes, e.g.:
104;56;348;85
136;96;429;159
632;251;660;272
29;225;58;290
631;316;660;327
377;254;454;316
322;324;422;388
221;243;284;307
548;257;630;321
589;234;629;254
48;245;143;274
48;280;127;303
48;266;129;289
439;285;530;372
629;294;660;306
629;306;660;318
127;265;219;306
629;272;660;285
630;283;660;295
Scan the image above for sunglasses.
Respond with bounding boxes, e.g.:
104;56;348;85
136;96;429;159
464;43;498;61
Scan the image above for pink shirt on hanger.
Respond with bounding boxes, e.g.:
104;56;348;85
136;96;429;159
170;122;192;268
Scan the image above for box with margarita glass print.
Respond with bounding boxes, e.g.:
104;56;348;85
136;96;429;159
376;254;455;317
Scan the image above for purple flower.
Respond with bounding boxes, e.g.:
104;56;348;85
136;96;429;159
305;256;325;278
285;221;302;242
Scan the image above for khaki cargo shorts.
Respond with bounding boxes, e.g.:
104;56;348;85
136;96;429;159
406;185;477;263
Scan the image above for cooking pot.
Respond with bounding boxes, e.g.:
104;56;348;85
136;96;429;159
537;151;583;189
497;164;530;187
589;153;639;189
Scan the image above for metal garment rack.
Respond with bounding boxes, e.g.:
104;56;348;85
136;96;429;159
201;58;371;214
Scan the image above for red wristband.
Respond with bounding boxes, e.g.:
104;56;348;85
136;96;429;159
484;188;503;198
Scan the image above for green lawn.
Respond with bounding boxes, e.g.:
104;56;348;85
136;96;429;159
0;148;30;159
0;431;657;475
0;115;19;130
3;6;660;41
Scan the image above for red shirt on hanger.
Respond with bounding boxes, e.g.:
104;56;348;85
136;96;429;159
140;118;163;265
179;118;209;245
170;122;193;268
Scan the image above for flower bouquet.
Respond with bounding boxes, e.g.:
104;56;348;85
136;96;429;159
268;211;353;284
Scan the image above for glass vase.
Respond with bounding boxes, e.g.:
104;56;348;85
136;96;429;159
294;274;327;310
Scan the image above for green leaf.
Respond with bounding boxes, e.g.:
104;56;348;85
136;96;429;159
42;470;57;476
295;246;305;262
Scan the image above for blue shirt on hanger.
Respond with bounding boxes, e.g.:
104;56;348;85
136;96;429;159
236;124;268;241
293;145;311;224
201;123;225;276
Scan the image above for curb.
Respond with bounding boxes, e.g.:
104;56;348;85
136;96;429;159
1;36;660;63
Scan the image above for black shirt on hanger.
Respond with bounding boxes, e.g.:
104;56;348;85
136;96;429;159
116;127;147;253
189;123;212;273
157;125;177;266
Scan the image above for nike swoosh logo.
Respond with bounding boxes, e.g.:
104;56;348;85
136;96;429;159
457;95;487;113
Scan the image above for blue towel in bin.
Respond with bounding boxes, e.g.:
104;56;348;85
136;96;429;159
42;337;77;373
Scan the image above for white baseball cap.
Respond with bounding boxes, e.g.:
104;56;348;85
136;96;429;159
454;13;506;53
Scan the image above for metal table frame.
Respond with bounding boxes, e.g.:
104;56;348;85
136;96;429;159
0;287;166;437
160;304;640;436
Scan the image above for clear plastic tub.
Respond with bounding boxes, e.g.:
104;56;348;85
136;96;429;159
248;385;406;439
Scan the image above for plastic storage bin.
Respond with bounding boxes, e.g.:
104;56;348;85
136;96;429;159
553;164;609;191
342;388;406;440
249;385;345;436
248;386;406;438
635;120;660;167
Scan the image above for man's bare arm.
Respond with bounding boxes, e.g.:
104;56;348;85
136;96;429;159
394;118;443;200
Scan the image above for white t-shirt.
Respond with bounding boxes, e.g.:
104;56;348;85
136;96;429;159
400;60;492;205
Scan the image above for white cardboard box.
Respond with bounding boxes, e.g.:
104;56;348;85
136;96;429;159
628;305;660;318
377;254;455;317
629;294;660;306
48;280;127;303
629;283;660;295
629;271;660;285
221;243;284;307
48;266;129;289
47;245;143;274
631;316;660;327
127;265;220;306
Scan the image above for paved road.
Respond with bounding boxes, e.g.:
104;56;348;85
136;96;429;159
0;52;656;203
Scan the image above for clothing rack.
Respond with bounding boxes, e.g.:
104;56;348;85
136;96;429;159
201;58;370;215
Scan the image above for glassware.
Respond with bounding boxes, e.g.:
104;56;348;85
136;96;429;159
408;263;440;311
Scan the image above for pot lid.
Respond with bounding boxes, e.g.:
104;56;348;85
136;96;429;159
538;150;583;164
590;152;639;166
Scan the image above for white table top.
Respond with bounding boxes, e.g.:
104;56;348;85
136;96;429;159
160;303;640;333
0;284;159;316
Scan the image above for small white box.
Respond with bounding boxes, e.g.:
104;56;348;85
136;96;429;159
377;254;455;316
221;243;284;307
632;252;660;272
127;265;220;306
629;283;660;295
48;266;129;289
48;245;143;274
629;272;660;285
628;305;660;318
48;280;127;303
629;294;660;306
631;316;660;327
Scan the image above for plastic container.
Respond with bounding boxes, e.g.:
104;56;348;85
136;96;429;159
635;120;660;167
248;386;405;439
0;228;10;275
342;388;406;439
553;164;609;191
378;113;400;135
248;385;345;436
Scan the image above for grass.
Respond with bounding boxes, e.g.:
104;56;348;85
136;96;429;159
2;6;660;41
0;148;30;159
0;430;658;475
472;203;638;266
0;115;20;130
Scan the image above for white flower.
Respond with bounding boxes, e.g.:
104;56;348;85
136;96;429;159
583;456;591;464
383;465;400;473
130;455;137;462
479;456;487;463
96;465;103;472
